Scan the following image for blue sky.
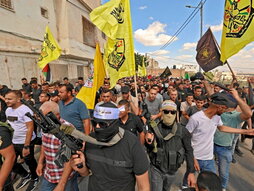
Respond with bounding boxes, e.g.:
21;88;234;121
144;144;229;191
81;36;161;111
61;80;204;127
101;0;254;73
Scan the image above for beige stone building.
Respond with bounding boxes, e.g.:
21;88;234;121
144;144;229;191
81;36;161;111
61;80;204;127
0;0;105;88
146;57;185;78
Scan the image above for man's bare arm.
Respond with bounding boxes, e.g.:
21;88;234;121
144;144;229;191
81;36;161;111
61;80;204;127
136;171;150;191
0;145;15;190
24;121;34;146
83;119;91;135
218;125;254;134
230;88;252;120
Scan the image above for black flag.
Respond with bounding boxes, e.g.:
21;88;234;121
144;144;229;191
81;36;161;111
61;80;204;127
160;66;172;79
196;28;224;72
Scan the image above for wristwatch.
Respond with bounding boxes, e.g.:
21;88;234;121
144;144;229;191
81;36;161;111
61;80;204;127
23;145;30;149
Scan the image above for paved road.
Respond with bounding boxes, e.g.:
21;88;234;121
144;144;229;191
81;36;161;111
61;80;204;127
16;139;254;191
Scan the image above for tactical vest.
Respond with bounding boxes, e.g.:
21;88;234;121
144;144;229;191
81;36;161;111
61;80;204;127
149;121;185;174
0;122;14;138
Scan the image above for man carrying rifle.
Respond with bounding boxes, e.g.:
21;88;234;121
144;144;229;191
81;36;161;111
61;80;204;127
145;100;196;191
70;102;150;191
36;101;79;191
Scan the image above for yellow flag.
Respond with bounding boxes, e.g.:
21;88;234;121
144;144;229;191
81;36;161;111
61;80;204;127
138;56;147;77
220;0;254;62
90;0;135;88
76;44;106;109
37;26;62;69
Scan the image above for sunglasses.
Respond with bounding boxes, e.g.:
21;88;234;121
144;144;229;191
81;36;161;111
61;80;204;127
91;120;116;128
163;110;177;115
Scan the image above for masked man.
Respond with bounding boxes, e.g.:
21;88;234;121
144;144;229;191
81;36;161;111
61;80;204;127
146;100;195;191
70;102;150;191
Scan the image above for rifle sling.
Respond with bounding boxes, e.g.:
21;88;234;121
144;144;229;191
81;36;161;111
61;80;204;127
152;122;178;141
71;127;125;146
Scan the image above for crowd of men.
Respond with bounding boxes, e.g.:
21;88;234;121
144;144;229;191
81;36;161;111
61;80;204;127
0;73;254;191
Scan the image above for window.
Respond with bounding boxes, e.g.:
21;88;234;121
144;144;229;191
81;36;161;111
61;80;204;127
41;7;48;18
82;17;96;47
0;0;14;11
77;65;84;79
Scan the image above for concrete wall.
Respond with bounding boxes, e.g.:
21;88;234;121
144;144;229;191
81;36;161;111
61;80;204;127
147;68;185;78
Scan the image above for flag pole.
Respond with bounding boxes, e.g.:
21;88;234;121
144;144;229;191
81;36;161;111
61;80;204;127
134;73;138;97
211;28;237;81
225;61;237;81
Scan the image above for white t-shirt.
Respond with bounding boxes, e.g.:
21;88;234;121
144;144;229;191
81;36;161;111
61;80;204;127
180;101;196;112
6;104;36;144
186;110;223;160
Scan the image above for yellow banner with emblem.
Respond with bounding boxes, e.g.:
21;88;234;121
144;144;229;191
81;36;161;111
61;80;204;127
90;0;135;88
220;0;254;62
37;26;62;69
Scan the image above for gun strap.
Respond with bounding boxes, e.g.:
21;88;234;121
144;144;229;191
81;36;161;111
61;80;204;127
71;127;125;146
86;152;132;168
152;122;178;141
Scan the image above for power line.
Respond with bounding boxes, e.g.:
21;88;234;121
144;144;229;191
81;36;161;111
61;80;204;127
149;0;207;56
154;55;196;64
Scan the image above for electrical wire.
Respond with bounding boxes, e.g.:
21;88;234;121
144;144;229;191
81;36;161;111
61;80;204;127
149;0;207;57
153;55;196;64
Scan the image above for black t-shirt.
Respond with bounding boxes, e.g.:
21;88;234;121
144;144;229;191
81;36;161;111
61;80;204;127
85;130;149;191
22;83;32;93
0;125;12;150
118;113;144;136
32;88;42;104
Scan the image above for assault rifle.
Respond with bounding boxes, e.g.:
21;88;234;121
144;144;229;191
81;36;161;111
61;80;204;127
21;99;83;168
140;100;154;143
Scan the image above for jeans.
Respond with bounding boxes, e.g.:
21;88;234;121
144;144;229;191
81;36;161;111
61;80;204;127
231;134;239;155
214;144;232;189
40;174;79;191
150;165;176;191
182;159;216;187
197;159;216;173
13;142;38;179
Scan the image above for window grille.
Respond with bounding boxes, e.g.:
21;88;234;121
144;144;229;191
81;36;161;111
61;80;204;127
0;0;14;11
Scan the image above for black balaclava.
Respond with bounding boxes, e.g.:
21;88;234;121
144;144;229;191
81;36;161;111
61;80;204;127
93;102;120;142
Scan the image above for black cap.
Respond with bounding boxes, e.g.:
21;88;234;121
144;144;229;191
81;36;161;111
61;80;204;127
210;92;235;107
121;86;130;93
214;82;229;91
49;90;59;97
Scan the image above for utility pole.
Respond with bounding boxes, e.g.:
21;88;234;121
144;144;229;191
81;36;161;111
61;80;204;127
186;0;203;72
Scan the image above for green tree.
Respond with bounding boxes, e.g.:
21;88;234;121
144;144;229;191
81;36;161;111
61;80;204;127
135;53;148;71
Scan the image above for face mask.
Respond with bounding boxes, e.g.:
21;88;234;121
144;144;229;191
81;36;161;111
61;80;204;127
162;113;176;126
93;120;119;142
